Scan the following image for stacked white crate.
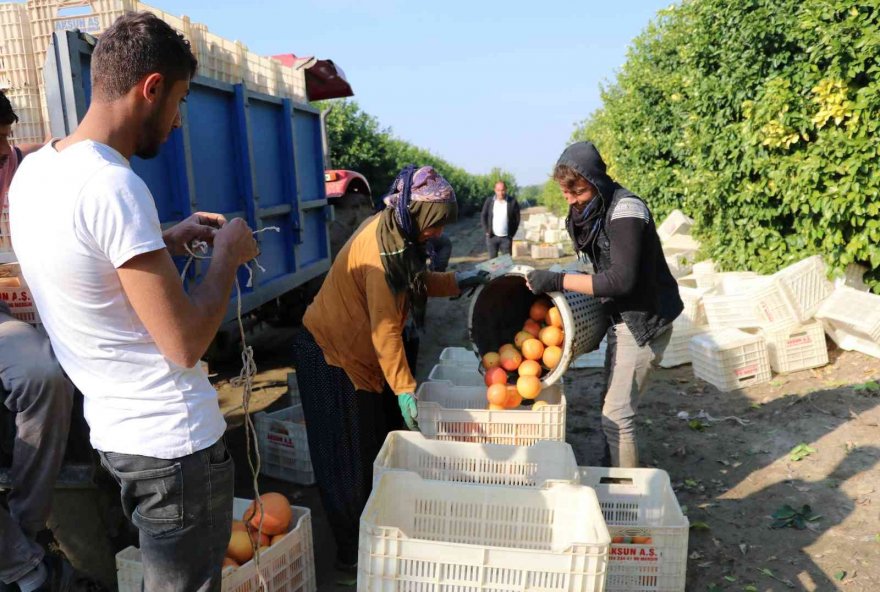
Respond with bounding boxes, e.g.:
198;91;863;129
689;328;772;391
816;286;880;359
516;207;571;259
659;287;708;368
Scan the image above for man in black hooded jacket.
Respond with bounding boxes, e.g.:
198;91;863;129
526;142;683;468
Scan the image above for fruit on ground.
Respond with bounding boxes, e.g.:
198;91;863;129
543;345;562;368
539;326;564;347
244;493;293;536
484;366;507;386
516;375;541;400
487;383;508;406
547;307;563;328
227;531;254;564
529;299;550;322
522;318;541;337
518;359;541;377
481;352;500;370
521;338;545;361
499;348;522;371
514;331;533;348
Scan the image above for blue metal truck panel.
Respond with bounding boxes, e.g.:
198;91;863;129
42;30;331;322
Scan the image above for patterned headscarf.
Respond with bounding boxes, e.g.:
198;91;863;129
376;165;458;327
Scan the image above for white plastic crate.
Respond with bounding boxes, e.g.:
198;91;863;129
416;381;566;445
702;276;798;331
427;364;484;387
438;346;479;364
117;498;316;592
572;337;607;369
656;210;693;242
816;286;880;344
286;372;301;407
543;229;570;244
661;234;700;254
658;322;705;369
823;321;880;360
0;264;40;324
772;255;833;322
0;3;39;89
4;86;45;145
525;230;543;242
579;467;688;592
512;240;531;258
677;286;707;328
254;405;315;485
373;431;579;489
689;329;771;391
531;244;562;259
359;472;610;592
664;253;693;279
760;321;828;374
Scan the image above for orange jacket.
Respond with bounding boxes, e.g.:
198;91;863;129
304;215;459;394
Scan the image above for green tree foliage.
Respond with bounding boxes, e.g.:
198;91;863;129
321;100;517;212
562;0;880;288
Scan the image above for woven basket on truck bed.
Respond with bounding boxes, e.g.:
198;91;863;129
468;265;608;386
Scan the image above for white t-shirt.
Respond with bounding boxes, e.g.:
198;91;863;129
492;198;509;237
9;141;226;459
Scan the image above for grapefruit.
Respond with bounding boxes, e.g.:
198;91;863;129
244;493;292;536
514;331;533;349
487;383;508;406
547;307;563;328
539;326;564;347
231;520;247;533
543;345;562;369
516;375;542;400
505;387;523;408
481;352;500;370
488;403;506;410
518;359;541;377
499;348;522;372
532;400;549;410
521;338;545;361
522;319;541;337
484;366;507;386
227;531;254;564
529;300;551;322
222;557;240;569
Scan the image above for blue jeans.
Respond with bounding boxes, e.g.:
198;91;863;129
99;439;234;592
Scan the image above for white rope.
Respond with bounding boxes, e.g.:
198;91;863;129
182;225;280;591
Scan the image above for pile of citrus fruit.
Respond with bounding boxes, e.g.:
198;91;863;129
225;492;294;569
481;296;565;410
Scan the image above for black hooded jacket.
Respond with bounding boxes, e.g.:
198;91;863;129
558;142;683;346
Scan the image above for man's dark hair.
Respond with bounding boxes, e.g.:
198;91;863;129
553;163;588;192
0;90;18;126
91;12;198;101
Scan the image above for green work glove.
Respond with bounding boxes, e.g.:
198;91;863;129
398;392;419;431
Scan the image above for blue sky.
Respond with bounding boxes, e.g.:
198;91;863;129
147;1;670;186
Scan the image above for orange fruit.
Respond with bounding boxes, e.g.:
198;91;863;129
532;400;549;410
231;520;247;533
481;352;500;370
547;307;563;328
543;345;562;368
227;531;254;564
270;534;286;546
529;300;551;322
484;366;508;386
222;557;240;569
514;331;533;349
518;359;541;377
488;403;506;410
505;386;523;408
521;338;545;361
516;375;542;400
539;326;564;347
499;348;522;371
522;319;541;337
499;343;517;354
247;527;270;547
487;383;508;406
244;493;293;536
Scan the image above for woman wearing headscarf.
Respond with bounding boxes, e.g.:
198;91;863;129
292;165;487;570
526;142;683;468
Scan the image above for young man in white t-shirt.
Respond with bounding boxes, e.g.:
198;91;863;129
9;13;258;591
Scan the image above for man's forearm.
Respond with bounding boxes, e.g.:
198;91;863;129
185;251;240;358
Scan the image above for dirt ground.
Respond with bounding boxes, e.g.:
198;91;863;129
216;215;880;592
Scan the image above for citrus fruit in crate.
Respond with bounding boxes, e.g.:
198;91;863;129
529;299;551;322
547;306;563;328
518;359;541;377
514;330;533;348
505;386;523;408
244;493;293;536
539;326;564;347
486;383;508;406
484;366;507;386
523;318;541;337
499;348;522;371
532;400;548;410
227;530;254;563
